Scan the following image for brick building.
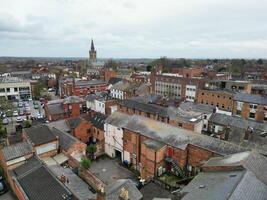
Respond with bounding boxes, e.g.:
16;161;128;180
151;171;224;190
0;141;33;175
197;89;235;112
23;125;59;158
232;93;267;122
207;113;267;156
150;67;206;102
45;96;85;121
106;112;244;180
180;151;267;200
60;78;108;98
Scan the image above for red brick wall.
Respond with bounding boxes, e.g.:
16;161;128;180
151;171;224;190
197;89;233;111
72;119;92;143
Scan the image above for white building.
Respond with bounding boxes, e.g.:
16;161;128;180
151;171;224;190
185;84;197;102
104;112;131;162
0;76;32;100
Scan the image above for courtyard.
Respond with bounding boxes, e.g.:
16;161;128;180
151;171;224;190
89;156;138;186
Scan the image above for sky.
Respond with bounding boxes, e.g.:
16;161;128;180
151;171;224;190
0;0;267;58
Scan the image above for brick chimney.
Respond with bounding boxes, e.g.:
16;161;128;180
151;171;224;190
244;126;253;141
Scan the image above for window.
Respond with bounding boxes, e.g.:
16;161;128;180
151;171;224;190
250;104;257;109
236;110;241;116
249;112;255;119
87;129;91;134
14;87;18;92
178;123;182;127
229;97;232;100
204;115;207;119
0;88;5;93
202;92;204;95
6;88;10;93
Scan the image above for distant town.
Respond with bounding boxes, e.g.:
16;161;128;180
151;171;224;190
0;39;266;200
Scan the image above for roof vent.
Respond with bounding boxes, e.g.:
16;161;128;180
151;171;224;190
229;174;237;177
199;185;206;189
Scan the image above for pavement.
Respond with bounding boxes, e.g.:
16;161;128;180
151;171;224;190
1;191;17;200
89;156;137;186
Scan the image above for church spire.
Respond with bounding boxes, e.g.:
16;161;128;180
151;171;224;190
91;39;95;51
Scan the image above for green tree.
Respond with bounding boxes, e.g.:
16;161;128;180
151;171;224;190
146;65;152;72
23;120;31;128
257;59;263;65
87;144;97;159
33;80;46;100
80;157;91;169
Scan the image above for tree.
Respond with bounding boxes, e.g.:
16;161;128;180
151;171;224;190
257;59;263;65
33;80;47;100
80;157;91;169
23;120;31;128
87;144;97;159
146;65;152;72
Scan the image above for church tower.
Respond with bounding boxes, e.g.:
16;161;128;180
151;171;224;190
89;39;97;63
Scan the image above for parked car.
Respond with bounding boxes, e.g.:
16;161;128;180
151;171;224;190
2;118;9;125
16;116;23;123
13;110;19;117
28;98;32;101
34;104;39;109
0;176;7;195
18;101;23;108
37;114;43;119
19;108;25;116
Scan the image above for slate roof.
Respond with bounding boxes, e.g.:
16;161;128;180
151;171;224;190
209;113;267;132
67;117;83;129
181;170;245;200
106;179;143;200
51;128;78;151
83;113;107;130
106;112;245;155
203;151;267;185
13;156;72;200
142;139;165;151
181;151;267;200
47;120;70;133
108;77;123;85
47;103;64;115
118;99;169;117
2;141;32;161
25;125;57;146
49;165;97;200
233;93;267;105
63;96;84;104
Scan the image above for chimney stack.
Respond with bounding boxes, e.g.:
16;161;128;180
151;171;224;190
244;126;253;141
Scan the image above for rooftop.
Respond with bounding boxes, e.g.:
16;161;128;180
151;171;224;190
13;156;72;200
233;93;267;105
106;112;245;155
119;99;169;117
142;139;166;151
82;113;107;130
49;165;97;200
2;141;32;162
25;125;57;146
106;179;143;200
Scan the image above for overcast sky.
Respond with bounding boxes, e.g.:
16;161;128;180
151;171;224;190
0;0;267;58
